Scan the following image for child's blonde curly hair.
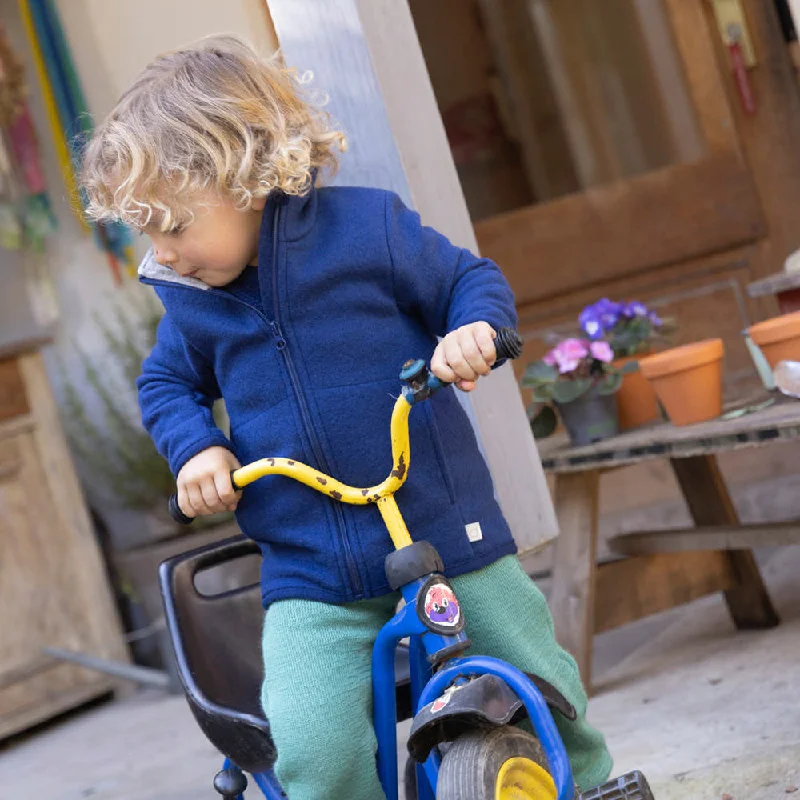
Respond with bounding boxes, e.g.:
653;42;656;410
81;34;346;232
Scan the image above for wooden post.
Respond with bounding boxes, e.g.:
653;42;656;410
267;0;558;551
671;455;779;629
548;470;600;687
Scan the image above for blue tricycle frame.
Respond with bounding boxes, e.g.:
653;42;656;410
212;538;574;800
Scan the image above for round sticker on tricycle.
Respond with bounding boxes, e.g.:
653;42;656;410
418;577;464;634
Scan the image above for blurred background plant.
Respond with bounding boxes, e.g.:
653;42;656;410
58;292;176;510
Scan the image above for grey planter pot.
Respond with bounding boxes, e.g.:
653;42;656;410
556;388;619;446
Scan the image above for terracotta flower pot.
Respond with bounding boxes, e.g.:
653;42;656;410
639;339;724;426
748;311;800;369
613;355;660;431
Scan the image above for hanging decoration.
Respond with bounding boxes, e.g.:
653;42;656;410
0;21;56;252
18;0;134;284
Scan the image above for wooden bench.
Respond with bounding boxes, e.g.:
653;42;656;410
536;398;800;688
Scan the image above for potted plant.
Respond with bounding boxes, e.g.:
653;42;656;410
522;338;633;446
579;298;675;430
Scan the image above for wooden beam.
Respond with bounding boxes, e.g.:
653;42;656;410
671;455;779;629
609;521;800;556
475;153;764;305
267;0;559;550
549;471;599;687
594;551;737;634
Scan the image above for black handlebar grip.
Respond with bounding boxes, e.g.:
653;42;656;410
494;328;524;361
168;493;194;525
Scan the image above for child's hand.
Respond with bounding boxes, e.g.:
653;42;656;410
430;322;497;392
176;446;242;518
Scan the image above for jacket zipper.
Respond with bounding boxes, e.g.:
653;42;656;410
269;204;364;597
140;212;364;597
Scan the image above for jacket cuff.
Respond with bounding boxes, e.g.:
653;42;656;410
170;432;234;476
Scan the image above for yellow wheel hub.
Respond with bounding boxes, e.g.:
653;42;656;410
495;756;558;800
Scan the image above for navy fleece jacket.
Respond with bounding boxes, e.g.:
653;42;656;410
138;185;519;607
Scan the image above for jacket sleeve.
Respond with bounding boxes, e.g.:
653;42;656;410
137;313;232;476
384;192;518;338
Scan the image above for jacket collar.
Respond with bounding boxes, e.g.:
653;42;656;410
138;249;211;289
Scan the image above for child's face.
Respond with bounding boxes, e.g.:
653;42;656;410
146;193;266;287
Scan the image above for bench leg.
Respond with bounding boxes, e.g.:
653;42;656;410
670;455;780;629
549;470;600;689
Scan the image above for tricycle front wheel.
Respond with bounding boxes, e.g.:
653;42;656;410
436;726;568;800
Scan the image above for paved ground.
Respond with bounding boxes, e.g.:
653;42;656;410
589;545;800;799
2;546;799;799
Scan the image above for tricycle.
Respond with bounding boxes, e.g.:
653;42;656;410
164;328;653;800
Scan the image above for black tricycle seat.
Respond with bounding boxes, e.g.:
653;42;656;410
158;535;413;774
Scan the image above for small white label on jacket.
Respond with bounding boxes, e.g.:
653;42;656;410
466;522;483;542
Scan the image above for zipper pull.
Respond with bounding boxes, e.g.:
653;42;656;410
271;321;287;350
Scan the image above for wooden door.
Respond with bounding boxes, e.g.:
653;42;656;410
0;428;111;736
0;355;126;738
412;0;800;402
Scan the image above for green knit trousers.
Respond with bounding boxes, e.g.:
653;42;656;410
261;556;612;799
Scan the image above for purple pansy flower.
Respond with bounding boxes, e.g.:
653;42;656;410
579;298;622;339
581;298;663;336
622;301;648;318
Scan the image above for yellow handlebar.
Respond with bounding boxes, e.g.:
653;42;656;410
231;394;415;549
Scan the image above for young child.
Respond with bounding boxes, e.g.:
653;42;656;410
81;35;612;799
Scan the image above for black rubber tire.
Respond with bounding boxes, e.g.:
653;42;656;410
436;726;571;799
405;756;419;800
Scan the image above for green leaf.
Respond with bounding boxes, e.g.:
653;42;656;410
619;360;639;375
532;384;555;402
596;372;622;395
530;405;558;439
521;361;558;387
552;378;591;403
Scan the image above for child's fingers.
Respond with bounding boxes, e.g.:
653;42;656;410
431;323;496;385
214;469;240;510
474;324;497;366
177;486;195;519
201;476;229;513
430;341;458;383
460;327;493;377
443;333;478;382
187;482;210;516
